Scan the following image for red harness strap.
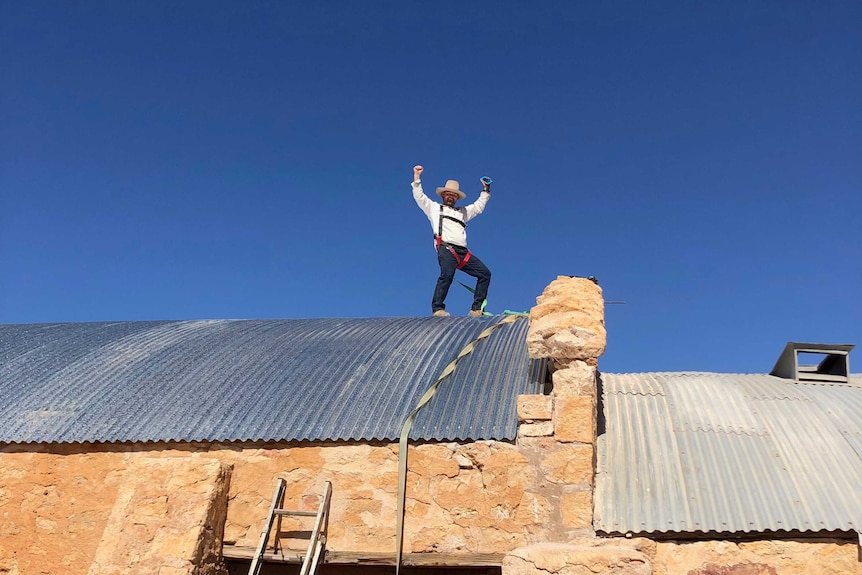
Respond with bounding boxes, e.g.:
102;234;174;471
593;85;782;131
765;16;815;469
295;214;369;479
434;236;472;269
448;245;471;269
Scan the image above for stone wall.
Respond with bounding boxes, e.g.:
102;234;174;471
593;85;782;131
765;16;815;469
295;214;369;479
0;449;117;574
0;437;592;569
204;440;563;553
0;450;230;575
651;539;862;575
502;540;651;575
501;538;862;575
0;438;594;573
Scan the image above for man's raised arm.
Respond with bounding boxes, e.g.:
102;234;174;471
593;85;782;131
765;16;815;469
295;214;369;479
412;164;434;214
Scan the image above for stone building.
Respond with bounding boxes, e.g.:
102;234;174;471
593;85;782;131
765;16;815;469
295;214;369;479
0;276;860;574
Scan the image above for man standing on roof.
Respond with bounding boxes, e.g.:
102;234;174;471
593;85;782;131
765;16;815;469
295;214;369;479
412;164;492;317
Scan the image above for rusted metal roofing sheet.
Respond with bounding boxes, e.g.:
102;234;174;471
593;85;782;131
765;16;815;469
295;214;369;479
0;316;542;445
596;372;862;536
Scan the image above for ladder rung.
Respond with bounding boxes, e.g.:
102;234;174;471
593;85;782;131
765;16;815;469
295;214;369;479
274;509;318;517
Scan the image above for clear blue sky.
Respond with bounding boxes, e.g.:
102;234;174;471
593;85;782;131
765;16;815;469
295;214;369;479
2;1;860;373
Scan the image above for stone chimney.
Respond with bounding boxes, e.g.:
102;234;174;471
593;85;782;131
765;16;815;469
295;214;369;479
524;276;606;450
527;275;606;371
506;277;650;575
515;276;607;537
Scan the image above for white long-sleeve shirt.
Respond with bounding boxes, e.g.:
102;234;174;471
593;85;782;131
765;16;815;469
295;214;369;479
412;180;490;248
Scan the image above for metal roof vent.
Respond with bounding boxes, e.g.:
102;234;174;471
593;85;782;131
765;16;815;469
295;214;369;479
770;342;854;384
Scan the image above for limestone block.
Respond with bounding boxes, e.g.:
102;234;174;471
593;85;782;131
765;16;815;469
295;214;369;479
411;524;468;553
503;542;650;575
471;446;533;497
552;361;597;398
531;276;605;323
518;395;553;421
21;485;59;513
512;492;553;527
455;453;474;468
688;564;777;575
342;497;383;527
540;445;593;486
406;442;539;545
0;554;19;575
431;448;531;516
280;446;325;470
68;510;101;533
86;457;231;575
518;421;554;438
412;444;460;478
561;491;593;530
515;436;556;452
652;539;862;575
528;276;606;361
554;396;596;444
0;450;132;575
528;312;607;361
459;442;531;474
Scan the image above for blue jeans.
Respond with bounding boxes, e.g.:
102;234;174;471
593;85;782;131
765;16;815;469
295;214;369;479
432;244;492;312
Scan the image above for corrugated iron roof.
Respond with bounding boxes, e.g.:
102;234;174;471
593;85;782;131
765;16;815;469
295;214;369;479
596;372;862;536
0;316;543;445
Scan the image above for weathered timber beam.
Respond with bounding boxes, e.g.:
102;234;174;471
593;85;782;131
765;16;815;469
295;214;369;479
222;545;503;567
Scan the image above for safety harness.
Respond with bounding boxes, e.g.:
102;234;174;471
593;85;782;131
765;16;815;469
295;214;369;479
435;204;472;269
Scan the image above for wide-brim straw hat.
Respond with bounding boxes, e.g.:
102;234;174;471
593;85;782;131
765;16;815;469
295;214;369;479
435;179;466;200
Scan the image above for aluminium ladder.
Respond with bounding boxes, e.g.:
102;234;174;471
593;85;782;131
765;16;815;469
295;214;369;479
248;478;333;575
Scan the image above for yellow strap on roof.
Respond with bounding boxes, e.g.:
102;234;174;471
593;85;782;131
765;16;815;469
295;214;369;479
394;314;521;574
